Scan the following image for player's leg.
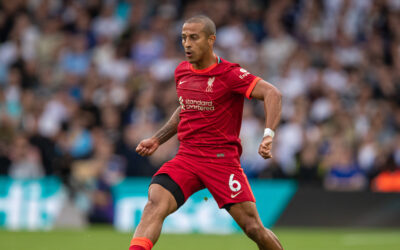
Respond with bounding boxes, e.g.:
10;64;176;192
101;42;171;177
130;156;204;250
197;163;283;250
130;183;178;250
227;201;283;250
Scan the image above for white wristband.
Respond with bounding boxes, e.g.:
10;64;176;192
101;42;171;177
263;128;275;138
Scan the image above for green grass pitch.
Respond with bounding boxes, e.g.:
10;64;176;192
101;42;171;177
1;226;399;250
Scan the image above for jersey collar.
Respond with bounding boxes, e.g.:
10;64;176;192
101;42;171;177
190;55;221;73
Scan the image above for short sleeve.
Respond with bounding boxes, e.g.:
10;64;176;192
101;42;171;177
226;66;261;99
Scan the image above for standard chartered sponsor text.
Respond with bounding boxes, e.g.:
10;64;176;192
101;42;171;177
181;97;215;111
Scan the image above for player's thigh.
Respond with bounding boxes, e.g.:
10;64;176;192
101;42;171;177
144;183;178;218
228;201;262;224
152;156;205;208
228;201;264;233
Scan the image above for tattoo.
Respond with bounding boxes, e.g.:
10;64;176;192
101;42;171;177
154;107;181;145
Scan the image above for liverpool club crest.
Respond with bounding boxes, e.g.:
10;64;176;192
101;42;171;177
206;77;215;92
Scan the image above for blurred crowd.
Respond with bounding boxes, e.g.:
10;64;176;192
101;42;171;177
1;0;400;221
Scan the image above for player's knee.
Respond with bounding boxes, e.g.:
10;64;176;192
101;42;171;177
243;221;263;240
143;199;170;219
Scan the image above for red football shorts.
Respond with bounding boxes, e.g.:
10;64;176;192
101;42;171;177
153;155;255;208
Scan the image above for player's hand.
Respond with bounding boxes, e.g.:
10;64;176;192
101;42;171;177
258;136;273;159
136;137;160;156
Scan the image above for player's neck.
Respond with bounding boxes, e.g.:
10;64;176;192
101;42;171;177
191;52;216;70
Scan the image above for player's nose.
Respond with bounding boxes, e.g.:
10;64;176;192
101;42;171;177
183;40;191;48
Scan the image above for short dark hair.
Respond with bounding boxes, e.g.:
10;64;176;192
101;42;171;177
184;15;216;36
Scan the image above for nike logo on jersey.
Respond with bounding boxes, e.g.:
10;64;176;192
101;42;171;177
231;191;243;198
179;80;185;85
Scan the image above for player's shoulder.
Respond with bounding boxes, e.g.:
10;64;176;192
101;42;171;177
218;57;239;68
175;61;191;75
216;58;244;77
176;60;191;70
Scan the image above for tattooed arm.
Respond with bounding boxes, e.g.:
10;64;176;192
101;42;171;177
136;107;181;156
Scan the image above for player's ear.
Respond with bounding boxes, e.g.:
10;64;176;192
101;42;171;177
208;34;216;46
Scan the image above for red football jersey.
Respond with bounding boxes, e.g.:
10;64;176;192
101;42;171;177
175;56;260;166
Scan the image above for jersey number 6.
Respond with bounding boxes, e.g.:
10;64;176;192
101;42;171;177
229;174;242;192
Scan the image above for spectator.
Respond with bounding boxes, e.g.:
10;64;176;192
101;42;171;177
8;134;44;179
323;138;367;191
92;3;124;40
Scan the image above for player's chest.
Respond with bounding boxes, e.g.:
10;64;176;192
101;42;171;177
176;75;227;100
